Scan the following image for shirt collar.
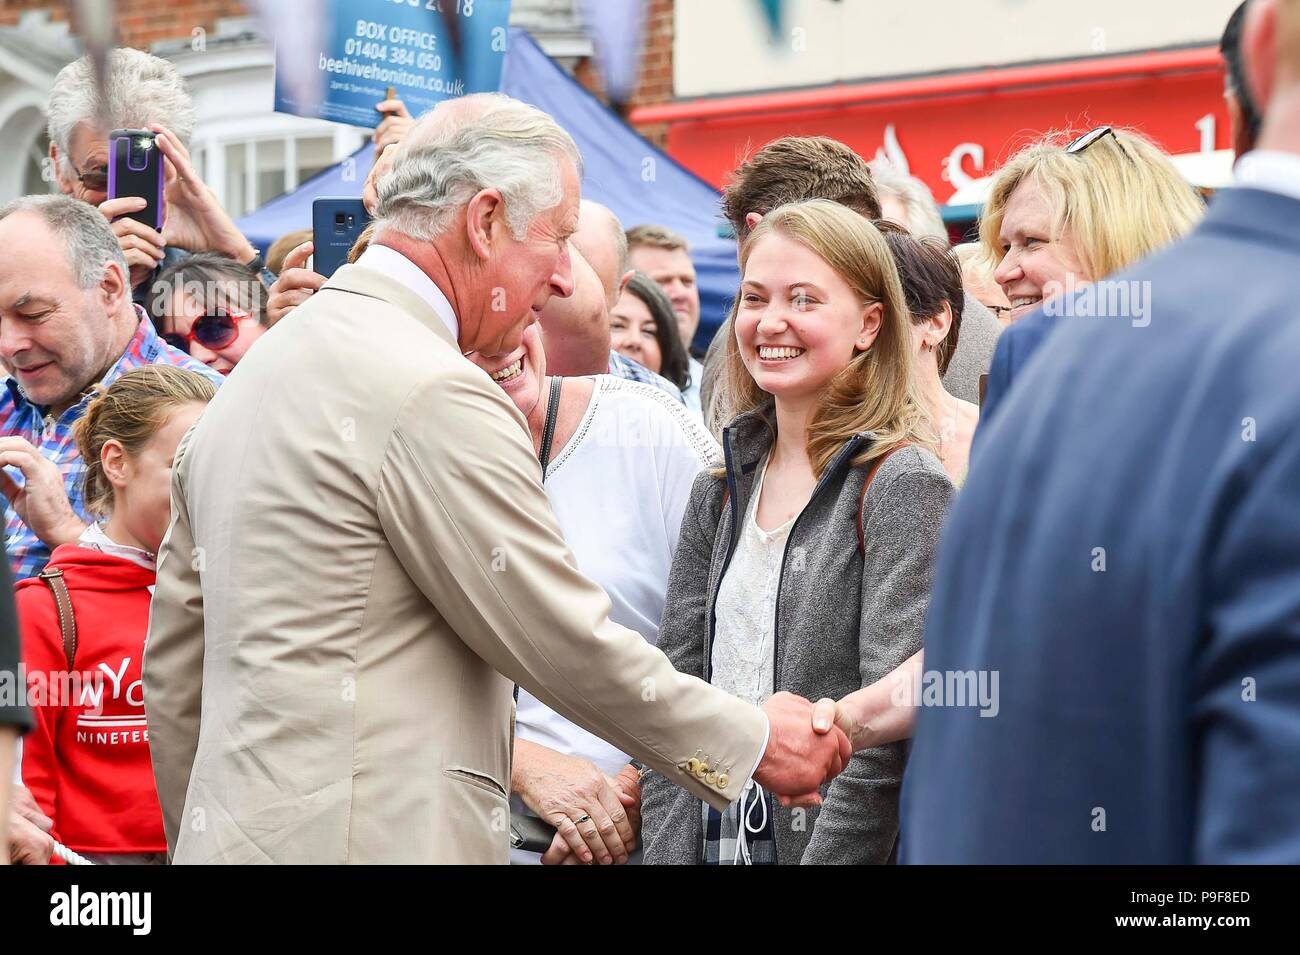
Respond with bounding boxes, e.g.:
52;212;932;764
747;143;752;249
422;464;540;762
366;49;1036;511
354;245;460;342
79;522;156;571
1233;150;1300;204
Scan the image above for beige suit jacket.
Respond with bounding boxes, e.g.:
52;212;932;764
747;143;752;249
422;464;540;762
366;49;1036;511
142;264;767;864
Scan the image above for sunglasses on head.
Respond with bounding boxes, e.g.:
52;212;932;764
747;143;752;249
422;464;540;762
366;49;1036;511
164;310;248;354
1065;125;1129;160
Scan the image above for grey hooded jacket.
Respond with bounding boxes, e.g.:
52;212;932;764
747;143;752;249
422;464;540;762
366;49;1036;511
641;406;953;864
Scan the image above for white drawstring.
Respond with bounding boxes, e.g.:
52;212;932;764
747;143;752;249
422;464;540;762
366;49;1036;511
732;780;769;865
53;841;94;865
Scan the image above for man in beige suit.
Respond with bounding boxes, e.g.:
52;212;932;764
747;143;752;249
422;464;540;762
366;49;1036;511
143;93;851;864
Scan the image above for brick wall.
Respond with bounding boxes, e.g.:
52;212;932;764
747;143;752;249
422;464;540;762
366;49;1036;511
571;0;674;147
0;0;250;51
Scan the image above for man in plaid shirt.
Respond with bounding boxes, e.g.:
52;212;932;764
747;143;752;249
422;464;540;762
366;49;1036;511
0;196;223;580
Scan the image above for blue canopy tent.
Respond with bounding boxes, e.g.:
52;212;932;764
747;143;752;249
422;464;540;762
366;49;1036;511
237;29;739;347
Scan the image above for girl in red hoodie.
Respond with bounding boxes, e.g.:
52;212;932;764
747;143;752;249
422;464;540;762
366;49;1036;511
18;365;216;864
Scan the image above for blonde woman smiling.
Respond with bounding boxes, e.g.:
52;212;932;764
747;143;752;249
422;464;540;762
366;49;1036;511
640;199;953;865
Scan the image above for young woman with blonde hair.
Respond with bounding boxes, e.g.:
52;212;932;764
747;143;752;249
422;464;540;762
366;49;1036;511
17;365;216;864
640;199;953;865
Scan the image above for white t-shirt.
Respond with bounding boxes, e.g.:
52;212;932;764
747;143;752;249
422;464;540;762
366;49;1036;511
510;375;719;862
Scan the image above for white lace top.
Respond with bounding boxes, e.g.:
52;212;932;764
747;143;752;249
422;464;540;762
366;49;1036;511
711;455;792;707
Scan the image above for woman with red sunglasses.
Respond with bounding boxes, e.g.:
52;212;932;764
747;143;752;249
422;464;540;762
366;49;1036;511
146;252;270;375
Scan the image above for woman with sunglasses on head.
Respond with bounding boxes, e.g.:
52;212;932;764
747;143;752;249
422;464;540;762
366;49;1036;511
146;253;270;375
16;366;216;864
979;126;1204;423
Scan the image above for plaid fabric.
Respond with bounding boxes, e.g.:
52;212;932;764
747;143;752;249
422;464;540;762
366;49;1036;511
2;307;223;580
702;781;777;865
606;350;685;405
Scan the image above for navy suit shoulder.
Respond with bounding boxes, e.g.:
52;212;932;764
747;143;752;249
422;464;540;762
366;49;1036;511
905;186;1300;863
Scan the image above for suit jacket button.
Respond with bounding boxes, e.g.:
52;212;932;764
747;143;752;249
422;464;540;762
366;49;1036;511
685;758;701;775
705;771;718;785
695;763;708;778
717;773;730;789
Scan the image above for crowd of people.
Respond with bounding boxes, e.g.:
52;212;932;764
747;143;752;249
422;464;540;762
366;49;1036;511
0;0;1295;865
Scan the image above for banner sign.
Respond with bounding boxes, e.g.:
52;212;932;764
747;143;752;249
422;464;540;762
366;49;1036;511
273;0;512;128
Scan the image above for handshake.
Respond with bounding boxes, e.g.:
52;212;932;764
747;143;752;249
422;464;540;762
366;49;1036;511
751;692;861;807
753;665;914;807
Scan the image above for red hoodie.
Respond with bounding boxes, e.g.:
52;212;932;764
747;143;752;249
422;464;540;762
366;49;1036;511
16;544;166;858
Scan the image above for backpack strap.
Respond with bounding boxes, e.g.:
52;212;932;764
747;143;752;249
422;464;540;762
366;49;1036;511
857;443;911;558
37;567;78;670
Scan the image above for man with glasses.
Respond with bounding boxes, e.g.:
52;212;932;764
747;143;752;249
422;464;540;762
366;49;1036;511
46;49;264;297
0;195;222;581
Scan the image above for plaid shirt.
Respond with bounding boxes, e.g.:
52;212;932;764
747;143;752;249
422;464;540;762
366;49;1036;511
606;350;685;404
2;307;223;580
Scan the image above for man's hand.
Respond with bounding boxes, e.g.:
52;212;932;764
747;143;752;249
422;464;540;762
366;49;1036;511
0;438;87;549
775;697;865;808
266;241;323;326
152;124;256;262
8;800;54;865
97;196;166;289
753;691;852;805
513;739;636;865
373;98;414;154
363;143;400;216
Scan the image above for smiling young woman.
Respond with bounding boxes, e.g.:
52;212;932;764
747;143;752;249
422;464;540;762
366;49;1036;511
640;199;954;866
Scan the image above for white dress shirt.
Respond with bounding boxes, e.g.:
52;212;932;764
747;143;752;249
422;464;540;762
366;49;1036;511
1234;150;1300;203
354;244;460;343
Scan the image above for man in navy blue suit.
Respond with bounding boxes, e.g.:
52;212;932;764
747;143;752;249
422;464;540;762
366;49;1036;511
902;0;1300;863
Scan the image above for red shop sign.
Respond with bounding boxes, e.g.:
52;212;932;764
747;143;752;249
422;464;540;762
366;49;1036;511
632;47;1230;204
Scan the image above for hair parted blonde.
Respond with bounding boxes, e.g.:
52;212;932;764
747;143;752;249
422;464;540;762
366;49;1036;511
978;127;1204;281
72;365;217;518
715;198;935;478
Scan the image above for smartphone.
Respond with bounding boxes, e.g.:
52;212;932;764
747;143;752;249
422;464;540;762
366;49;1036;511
108;129;164;230
312;198;370;278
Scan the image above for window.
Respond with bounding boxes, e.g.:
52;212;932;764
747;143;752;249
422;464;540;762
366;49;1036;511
212;134;359;216
224;142;248;217
257;139;286;203
296;137;334;186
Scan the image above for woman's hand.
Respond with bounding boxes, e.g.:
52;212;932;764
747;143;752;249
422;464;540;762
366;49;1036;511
777;651;926;809
266;242;324;326
513;739;636;865
373;98;414;154
539;762;642;865
152;124;256;262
